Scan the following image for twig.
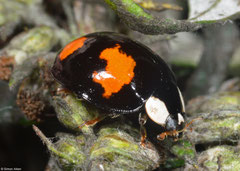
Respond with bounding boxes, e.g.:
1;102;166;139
32;125;54;147
32;125;78;164
104;0;202;35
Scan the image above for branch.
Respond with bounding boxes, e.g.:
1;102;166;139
104;0;202;35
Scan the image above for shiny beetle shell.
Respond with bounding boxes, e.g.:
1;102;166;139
51;32;186;137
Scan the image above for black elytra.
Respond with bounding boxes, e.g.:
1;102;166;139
51;32;185;135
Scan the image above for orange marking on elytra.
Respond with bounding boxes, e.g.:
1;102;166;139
93;44;136;98
59;37;87;61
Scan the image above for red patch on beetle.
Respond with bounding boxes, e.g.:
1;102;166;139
59;37;87;61
92;44;136;98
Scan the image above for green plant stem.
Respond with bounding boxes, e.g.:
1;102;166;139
104;0;202;35
32;125;78;164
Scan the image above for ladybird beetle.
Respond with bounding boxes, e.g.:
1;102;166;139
51;32;187;144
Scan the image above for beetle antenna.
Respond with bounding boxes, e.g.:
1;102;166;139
177;117;202;133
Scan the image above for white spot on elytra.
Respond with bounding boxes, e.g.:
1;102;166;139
177;87;185;112
178;113;185;125
145;96;170;126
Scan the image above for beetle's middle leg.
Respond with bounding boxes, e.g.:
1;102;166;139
139;113;148;146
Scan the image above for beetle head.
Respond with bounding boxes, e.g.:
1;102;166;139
145;94;186;141
157;113;185;141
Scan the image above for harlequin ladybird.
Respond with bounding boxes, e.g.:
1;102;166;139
51;32;187;143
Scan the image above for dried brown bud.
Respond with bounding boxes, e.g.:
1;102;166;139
16;89;45;122
38;58;56;90
0;57;15;81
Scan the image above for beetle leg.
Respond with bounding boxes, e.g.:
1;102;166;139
57;87;71;94
157;132;167;140
55;87;73;97
140;125;147;146
78;115;106;129
139;113;148;146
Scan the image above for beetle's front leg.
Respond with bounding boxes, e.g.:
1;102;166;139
78;115;106;129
